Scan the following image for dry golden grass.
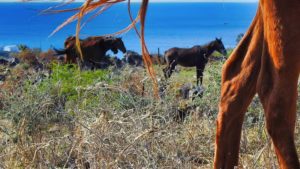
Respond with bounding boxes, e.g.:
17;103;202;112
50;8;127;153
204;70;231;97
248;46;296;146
16;49;40;67
0;61;299;168
39;49;59;64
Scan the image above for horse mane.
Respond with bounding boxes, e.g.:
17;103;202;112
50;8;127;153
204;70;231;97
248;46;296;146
201;39;217;49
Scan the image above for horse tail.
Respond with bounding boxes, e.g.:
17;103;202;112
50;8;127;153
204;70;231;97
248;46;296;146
53;48;67;56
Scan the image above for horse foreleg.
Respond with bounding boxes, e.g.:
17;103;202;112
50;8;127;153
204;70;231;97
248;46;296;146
214;10;263;169
196;67;203;86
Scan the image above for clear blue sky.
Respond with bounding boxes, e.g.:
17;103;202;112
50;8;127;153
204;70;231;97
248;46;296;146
0;0;258;2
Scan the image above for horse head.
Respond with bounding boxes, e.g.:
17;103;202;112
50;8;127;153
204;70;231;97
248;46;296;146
64;36;76;48
111;47;119;54
214;38;227;56
113;37;127;54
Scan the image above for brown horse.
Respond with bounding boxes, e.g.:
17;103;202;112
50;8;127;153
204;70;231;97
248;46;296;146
163;38;227;85
54;36;126;68
214;1;300;168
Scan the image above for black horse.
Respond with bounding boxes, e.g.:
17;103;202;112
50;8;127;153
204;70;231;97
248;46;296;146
54;36;126;69
163;38;227;85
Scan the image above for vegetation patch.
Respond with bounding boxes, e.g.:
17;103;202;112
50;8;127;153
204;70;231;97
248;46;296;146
0;56;299;168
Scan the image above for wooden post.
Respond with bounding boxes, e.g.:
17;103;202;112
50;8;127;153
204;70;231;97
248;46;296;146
157;48;160;64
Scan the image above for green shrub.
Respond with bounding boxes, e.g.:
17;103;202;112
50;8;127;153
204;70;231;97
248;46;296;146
39;64;111;101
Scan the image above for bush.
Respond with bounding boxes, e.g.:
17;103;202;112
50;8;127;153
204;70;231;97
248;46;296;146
16;49;40;67
38;64;111;101
39;49;62;66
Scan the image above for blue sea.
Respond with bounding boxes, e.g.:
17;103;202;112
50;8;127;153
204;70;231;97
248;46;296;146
0;2;257;54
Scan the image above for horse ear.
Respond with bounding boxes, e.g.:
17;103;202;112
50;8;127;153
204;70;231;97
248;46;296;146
216;37;222;42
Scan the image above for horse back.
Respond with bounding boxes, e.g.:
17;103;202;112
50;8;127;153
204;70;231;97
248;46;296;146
165;46;204;67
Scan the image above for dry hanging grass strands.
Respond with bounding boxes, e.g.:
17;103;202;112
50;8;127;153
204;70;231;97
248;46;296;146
138;0;159;98
24;0;158;97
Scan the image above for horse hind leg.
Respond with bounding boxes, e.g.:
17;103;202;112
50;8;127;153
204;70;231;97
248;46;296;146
214;10;263;169
257;48;300;169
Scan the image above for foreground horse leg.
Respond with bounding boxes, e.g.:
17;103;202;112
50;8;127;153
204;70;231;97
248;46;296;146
256;34;300;168
257;58;300;168
214;11;263;169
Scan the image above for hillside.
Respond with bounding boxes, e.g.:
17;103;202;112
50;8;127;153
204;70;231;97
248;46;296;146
0;52;299;168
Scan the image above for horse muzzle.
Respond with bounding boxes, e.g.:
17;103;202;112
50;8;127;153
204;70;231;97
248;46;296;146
221;49;227;56
112;50;118;54
121;48;127;53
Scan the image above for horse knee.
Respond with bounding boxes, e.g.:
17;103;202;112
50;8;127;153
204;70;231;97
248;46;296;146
217;109;242;126
217;83;254;133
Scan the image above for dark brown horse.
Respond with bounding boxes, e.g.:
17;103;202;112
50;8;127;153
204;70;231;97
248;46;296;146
54;36;126;68
163;38;227;85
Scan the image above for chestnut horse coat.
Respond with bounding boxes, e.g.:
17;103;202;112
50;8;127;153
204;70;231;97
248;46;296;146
214;1;300;169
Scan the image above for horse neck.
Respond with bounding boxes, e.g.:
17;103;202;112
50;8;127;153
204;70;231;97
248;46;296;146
102;40;114;52
202;42;217;57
